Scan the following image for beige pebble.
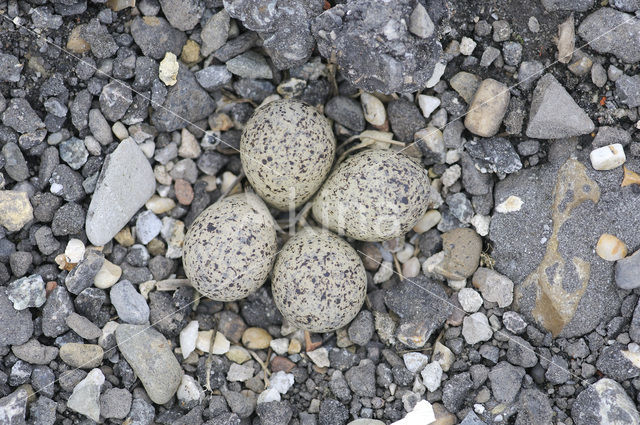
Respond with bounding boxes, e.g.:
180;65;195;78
146;195;176;214
495;195;523;213
288;339;302;355
114;227;135;247
67;25;90;53
139;280;155;299
402;257;421;278
557;14;575;64
464;78;510;137
242;327;272;350
111;122;128;140
226;345;251;364
596;234;627;261
413;210;441;234
94;259;122;289
373;261;394;283
196;330;230;354
396;244;414;263
360;93;386;126
220;171;240;194
179;128;202;159
159;52;179;86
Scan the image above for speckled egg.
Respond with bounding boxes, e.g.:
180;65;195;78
271;227;367;333
182;193;278;301
240;99;336;210
312;149;431;242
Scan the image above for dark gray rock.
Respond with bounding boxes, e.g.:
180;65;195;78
615;74;640;107
329;371;351;402
318;399;348;425
0;288;33;346
49;164;85;202
158;0;203;31
572;378;640;424
70;89;92;131
466;138;522;175
344;360;376;397
100;81;133;122
31;365;55;398
65;251;104;295
506;336;538;368
384;277;452;348
516;389;553;425
224;0;324;69
460;152;493;195
596;343;640;381
490;140;640;337
111;280;150;325
0;53;22;83
152;67;216;132
526;74;594;139
130;16;186;60
611;0;640;12
592;126;631;148
29;396;57;425
312;0;443;94
42;286;74;337
347;310;374;346
442;372;473;413
489;361;525;404
2;142;29;181
544;354;570;385
195;66;232;91
387;99;426;142
34;226;60;255
127;398;155;425
256;401;293;425
578;8;640;63
82;18;118;58
52;202;85;236
325;96;365;132
2;98;44;133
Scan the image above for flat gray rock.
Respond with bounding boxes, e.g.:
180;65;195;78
490;139;640;337
0;288;33;346
578;7;640;63
526;74;594;139
110;280;149;325
115;324;183;404
85;139;156;246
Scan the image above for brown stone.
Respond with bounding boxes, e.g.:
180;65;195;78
464;78;510;137
175;179;194;205
270;356;295;373
434;228;482;280
217;311;247;344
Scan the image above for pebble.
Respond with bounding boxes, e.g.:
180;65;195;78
348;310;375;346
458;288;483;313
11;339;58;365
2;143;29;181
242;327;272;350
130;16;186;60
480;46;501;67
67;368;104;422
459;37;477;56
136;210;162;244
2;98;44;133
94;259;122;289
590;143;626;170
197;330;230;354
471;267;514;307
227;363;254;382
388;99;426;142
418;95;441;119
158;0;203;31
146;195;176;214
7;275;46;310
116;324;183;404
177;375;203;405
616;249;640;289
99;81;133;122
0;53;22;82
41;286;73;338
464;78;510;137
270;371;295;394
488;361;525;404
394;400;436;425
110;280;150;325
180;320;198;359
434;228;482;280
308;347;331;368
421;361;443;392
86;138;156;246
270;338;290;355
360;93;386;126
373;261;394;283
572;378;640;424
65;239;85;264
100;388;132;419
65;250;104;295
65;312;102;340
227;346;251;364
503;311;528;334
201;9;230;56
226;51;273;79
596;233;628;261
60;343;104;369
195;65;233;91
59;137;88;170
402;257;421;278
403;352;430;373
0;190;34;232
462;312;493;344
325;96;366;132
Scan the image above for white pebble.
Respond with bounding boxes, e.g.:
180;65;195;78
448;279;466;291
393;400;436;425
176;375;203;404
421;361;443;392
413;210;441;234
458;288;483;313
180;320;199;359
196;330;230;354
418;95;441;119
459;37;477;55
307;347;330;368
426;62;447;88
269;338;289;356
374;261;394;283
403;352;430;373
361;93;386;126
94;259;122;289
590;143;626;170
495;195;523;213
65;239;85;264
84;136;102;156
402;257;421;278
396;244;414;263
471;214;491;237
111;122;128;140
462;312;493;344
139;140;155;158
445;149;461;164
257;388;281;404
441;164;461;187
270;371;295;394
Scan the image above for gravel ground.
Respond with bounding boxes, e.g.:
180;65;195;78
2;0;640;424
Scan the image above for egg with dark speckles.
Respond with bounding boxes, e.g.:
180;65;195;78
312;149;431;242
271;227;367;333
241;99;336;210
182;193;278;301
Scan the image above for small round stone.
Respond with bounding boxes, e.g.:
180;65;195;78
271;227;367;333
596;233;627;261
242;327;272;350
182;193;277;301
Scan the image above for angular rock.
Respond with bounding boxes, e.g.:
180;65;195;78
116;324;183;404
151;66;216;132
65;250;104;294
200;10;230;57
434;228;482;280
2;98;44;133
464;78;510;137
0;53;22;83
571;378;640;424
616;249;640;289
42;286;74;338
99;82;133;122
11;339;59;365
86;139;156;246
616;74;640;107
0;389;28;425
2;143;29;181
465;138;522;175
159;0;203;31
472;268;514;308
517;389;553;425
312;0;443;94
7;274;46;310
130;16;187;60
0;289;33;346
578;8;640;63
67;368;104;422
488;361;525;404
490;140;640;337
526;74;594;139
596;343;640;381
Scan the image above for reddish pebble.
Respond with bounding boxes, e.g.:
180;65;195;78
270;356;295;373
305;331;323;352
175;179;194;205
46;281;57;296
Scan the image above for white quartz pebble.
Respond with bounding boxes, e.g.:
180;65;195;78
590;143;626;170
